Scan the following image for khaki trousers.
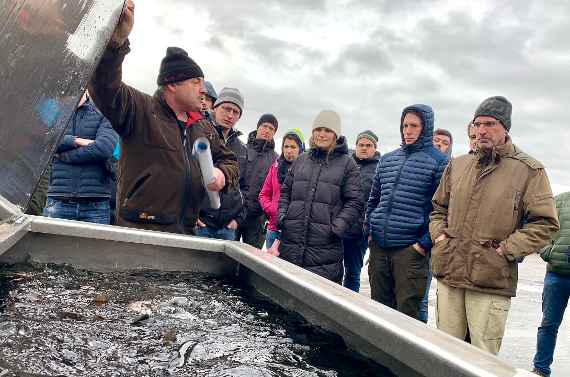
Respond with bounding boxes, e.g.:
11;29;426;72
436;281;511;355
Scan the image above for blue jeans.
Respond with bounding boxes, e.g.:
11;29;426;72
195;226;236;241
342;235;368;292
265;230;281;249
43;198;110;224
533;271;570;377
418;255;432;323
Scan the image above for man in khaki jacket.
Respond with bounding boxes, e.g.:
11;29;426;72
430;96;559;355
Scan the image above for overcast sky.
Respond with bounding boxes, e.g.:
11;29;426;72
121;0;569;194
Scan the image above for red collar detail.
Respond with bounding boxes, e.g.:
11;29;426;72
185;112;204;127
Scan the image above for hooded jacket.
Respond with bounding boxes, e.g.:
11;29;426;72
278;136;363;283
366;104;449;251
88;41;239;234
241;130;278;218
430;137;559;296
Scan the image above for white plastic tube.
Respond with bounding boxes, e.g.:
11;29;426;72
192;137;221;209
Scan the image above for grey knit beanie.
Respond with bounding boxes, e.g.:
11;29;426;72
473;96;512;131
213;87;244;116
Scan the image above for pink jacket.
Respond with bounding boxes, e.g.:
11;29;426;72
259;162;280;231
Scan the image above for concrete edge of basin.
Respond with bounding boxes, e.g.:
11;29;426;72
223;241;523;377
28;216;225;253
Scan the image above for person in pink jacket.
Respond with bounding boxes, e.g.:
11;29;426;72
259;129;305;248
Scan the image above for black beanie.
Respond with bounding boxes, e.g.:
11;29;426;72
157;47;204;86
473;96;512;131
257;113;278;131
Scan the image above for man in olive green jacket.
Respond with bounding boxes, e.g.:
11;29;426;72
532;192;570;377
430;96;559;355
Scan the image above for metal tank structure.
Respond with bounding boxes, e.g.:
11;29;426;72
0;1;535;376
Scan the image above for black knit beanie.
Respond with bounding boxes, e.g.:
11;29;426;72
473;96;512;131
257;113;278;131
157;47;204;86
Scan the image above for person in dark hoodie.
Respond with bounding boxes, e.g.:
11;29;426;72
366;104;448;320
342;130;380;292
278;110;363;283
196;87;247;240
236;114;279;248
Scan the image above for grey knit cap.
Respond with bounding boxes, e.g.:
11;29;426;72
473;96;512;131
214;87;244;116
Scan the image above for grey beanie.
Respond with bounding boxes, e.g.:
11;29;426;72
312;110;341;136
473;96;512;131
356;130;378;147
204;81;217;101
214;87;244;116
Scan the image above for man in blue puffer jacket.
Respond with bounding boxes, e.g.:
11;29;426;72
366;104;448;320
44;91;119;224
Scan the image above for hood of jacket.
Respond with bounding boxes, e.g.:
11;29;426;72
400;104;435;153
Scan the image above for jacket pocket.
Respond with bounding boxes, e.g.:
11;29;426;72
431;237;454;278
469;241;513;290
125;173;151;203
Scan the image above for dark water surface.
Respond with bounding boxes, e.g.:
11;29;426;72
0;264;389;376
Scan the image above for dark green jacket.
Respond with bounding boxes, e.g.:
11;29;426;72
540;192;570;276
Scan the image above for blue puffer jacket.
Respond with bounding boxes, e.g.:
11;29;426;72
48;99;119;199
366;104;448;251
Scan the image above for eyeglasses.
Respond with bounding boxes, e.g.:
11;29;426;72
472;120;500;128
219;105;240;117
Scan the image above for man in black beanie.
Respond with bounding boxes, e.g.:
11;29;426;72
87;0;239;235
236;113;278;248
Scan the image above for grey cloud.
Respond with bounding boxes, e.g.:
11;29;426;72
128;0;568;189
325;43;394;77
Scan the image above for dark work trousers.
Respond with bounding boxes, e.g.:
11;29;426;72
368;241;429;319
236;214;266;249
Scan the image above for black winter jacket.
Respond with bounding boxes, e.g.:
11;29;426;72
278;137;363;283
344;151;380;239
48;99;119;199
242;131;277;218
200;127;247;229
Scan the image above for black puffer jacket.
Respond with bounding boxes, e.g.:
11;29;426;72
278;137;363;283
200;127;247;229
344;151;380;239
241;131;277;218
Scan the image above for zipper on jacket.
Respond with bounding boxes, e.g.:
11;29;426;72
179;126;192;229
382;153;410;245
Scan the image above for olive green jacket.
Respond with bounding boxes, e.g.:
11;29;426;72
540;192;570;276
430;138;560;297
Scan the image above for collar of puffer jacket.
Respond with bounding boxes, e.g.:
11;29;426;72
310;136;349;160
